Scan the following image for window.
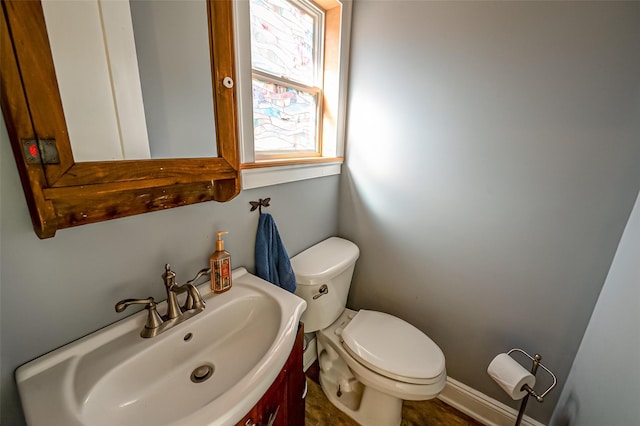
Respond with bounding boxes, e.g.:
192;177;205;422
250;0;324;159
236;0;352;188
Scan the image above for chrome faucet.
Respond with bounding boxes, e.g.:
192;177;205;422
115;297;164;338
162;263;206;320
115;264;207;338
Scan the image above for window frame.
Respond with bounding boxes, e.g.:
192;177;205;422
234;0;352;189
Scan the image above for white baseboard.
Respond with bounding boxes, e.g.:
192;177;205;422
438;377;546;426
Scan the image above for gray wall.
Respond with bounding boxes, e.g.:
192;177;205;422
550;191;640;425
0;114;339;424
130;0;218;158
339;1;640;423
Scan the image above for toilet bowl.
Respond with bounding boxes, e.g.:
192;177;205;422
291;237;446;426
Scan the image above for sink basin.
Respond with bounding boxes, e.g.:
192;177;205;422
16;268;307;426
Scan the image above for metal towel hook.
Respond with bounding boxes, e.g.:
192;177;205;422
249;197;271;214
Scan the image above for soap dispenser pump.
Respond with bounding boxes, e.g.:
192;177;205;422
210;231;232;293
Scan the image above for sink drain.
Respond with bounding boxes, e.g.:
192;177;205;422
190;364;214;383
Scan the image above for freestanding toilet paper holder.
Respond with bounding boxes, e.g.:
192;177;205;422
507;348;557;426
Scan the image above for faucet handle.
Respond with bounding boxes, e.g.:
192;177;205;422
184;267;211;287
115;297;155;312
115;297;164;337
183;285;206;311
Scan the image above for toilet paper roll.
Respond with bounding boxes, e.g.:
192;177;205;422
487;353;536;400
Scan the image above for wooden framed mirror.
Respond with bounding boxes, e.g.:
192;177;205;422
0;0;240;239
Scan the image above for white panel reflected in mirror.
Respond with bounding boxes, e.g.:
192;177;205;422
42;0;151;162
41;0;218;162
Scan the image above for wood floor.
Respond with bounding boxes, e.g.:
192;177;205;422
304;377;484;426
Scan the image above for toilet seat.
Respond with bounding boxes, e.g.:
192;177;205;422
341;310;445;385
318;308;447;403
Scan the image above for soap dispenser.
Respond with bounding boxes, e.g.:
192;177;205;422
210;231;232;293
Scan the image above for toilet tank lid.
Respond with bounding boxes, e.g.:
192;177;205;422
290;237;360;285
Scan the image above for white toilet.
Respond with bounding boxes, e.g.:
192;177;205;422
291;237;446;426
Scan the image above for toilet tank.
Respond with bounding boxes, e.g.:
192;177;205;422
290;237;360;332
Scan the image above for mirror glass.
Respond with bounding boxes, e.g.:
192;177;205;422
41;0;217;162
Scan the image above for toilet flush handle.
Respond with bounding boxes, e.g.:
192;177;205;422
313;284;329;299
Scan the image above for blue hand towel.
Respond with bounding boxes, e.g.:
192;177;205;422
255;213;296;293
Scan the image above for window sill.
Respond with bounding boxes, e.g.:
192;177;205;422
240;158;343;189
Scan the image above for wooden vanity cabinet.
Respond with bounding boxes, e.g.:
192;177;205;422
236;325;305;426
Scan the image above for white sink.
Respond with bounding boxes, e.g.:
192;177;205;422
16;268;307;426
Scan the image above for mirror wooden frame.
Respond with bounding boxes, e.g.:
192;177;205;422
1;0;240;239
